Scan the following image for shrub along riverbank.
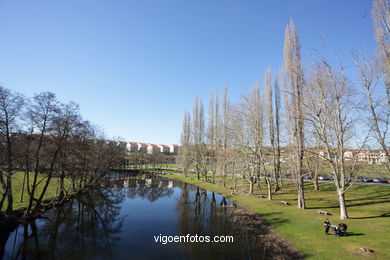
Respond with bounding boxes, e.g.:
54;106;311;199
165;173;390;260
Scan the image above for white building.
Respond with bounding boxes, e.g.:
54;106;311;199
169;145;179;154
147;144;160;154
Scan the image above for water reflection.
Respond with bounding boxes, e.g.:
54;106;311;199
177;183;265;259
2;188;125;260
116;178;174;202
1;176;300;260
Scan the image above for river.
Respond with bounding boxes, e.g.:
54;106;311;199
0;176;300;259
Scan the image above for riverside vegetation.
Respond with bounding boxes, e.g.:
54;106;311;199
0;89;126;221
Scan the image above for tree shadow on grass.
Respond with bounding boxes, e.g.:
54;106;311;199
255;212;291;227
349;212;390;219
311;199;390;210
266;217;290;227
346;194;390;202
258;212;283;217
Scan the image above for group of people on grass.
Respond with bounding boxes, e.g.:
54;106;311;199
323;219;348;236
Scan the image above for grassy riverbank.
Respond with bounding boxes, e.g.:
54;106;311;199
165;173;390;260
1;171;73;211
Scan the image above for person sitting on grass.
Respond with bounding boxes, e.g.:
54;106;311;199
323;219;331;235
330;225;339;236
338;223;348;236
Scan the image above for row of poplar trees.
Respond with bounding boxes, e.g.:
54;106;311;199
0;89;125;219
180;0;390;220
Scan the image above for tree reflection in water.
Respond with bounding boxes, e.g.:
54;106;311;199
2;188;125;260
116;178;174;202
177;183;267;259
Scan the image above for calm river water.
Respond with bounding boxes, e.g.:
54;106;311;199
1;176;299;260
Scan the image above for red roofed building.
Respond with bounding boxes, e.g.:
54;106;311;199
147;144;160;154
129;142;139;153
159;145;170;154
169;144;179;154
138;143;148;153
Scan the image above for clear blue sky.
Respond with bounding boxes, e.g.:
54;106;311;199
0;0;376;144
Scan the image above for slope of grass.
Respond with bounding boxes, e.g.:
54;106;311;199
165;173;390;260
1;171;73;211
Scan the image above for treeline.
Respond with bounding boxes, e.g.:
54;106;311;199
0;88;126;219
180;0;389;220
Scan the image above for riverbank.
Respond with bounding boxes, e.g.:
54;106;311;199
165;173;390;259
0;172;73;212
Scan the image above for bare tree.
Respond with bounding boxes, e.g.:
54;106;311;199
0;87;126;219
283;19;306;209
192;96;200;180
373;0;390;89
363;0;390;172
305;57;358;219
207;94;216;183
52;102;81;200
192;97;208;180
354;51;390;173
273;76;282;192
305;136;322;191
24;92;59;217
180;111;192;177
265;68;275;199
265;67;282;195
0;87;24;215
214;89;221;182
230;84;266;195
221;85;229;186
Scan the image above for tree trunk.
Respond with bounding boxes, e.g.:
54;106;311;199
249;181;254;194
313;177;319;191
338;190;348;219
58;170;65;200
313;168;319;191
222;164;226;187
266;179;272;200
5;173;13;215
297;176;305;209
212;167;215;184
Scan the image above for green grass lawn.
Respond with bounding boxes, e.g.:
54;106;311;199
303;159;389;178
165;173;390;260
1;171;73;211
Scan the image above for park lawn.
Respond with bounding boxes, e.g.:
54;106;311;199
350;162;389;178
1;171;73;211
165;173;390;260
302;159;389;178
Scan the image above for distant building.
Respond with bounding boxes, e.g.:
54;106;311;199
159;145;170;154
147;144;161;154
379;152;389;164
139;143;148;153
117;141;128;150
169;144;179;154
344;150;359;160
320;149;389;165
318;150;338;159
129;142;139;153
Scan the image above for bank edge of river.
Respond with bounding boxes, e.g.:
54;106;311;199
0;183;99;226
